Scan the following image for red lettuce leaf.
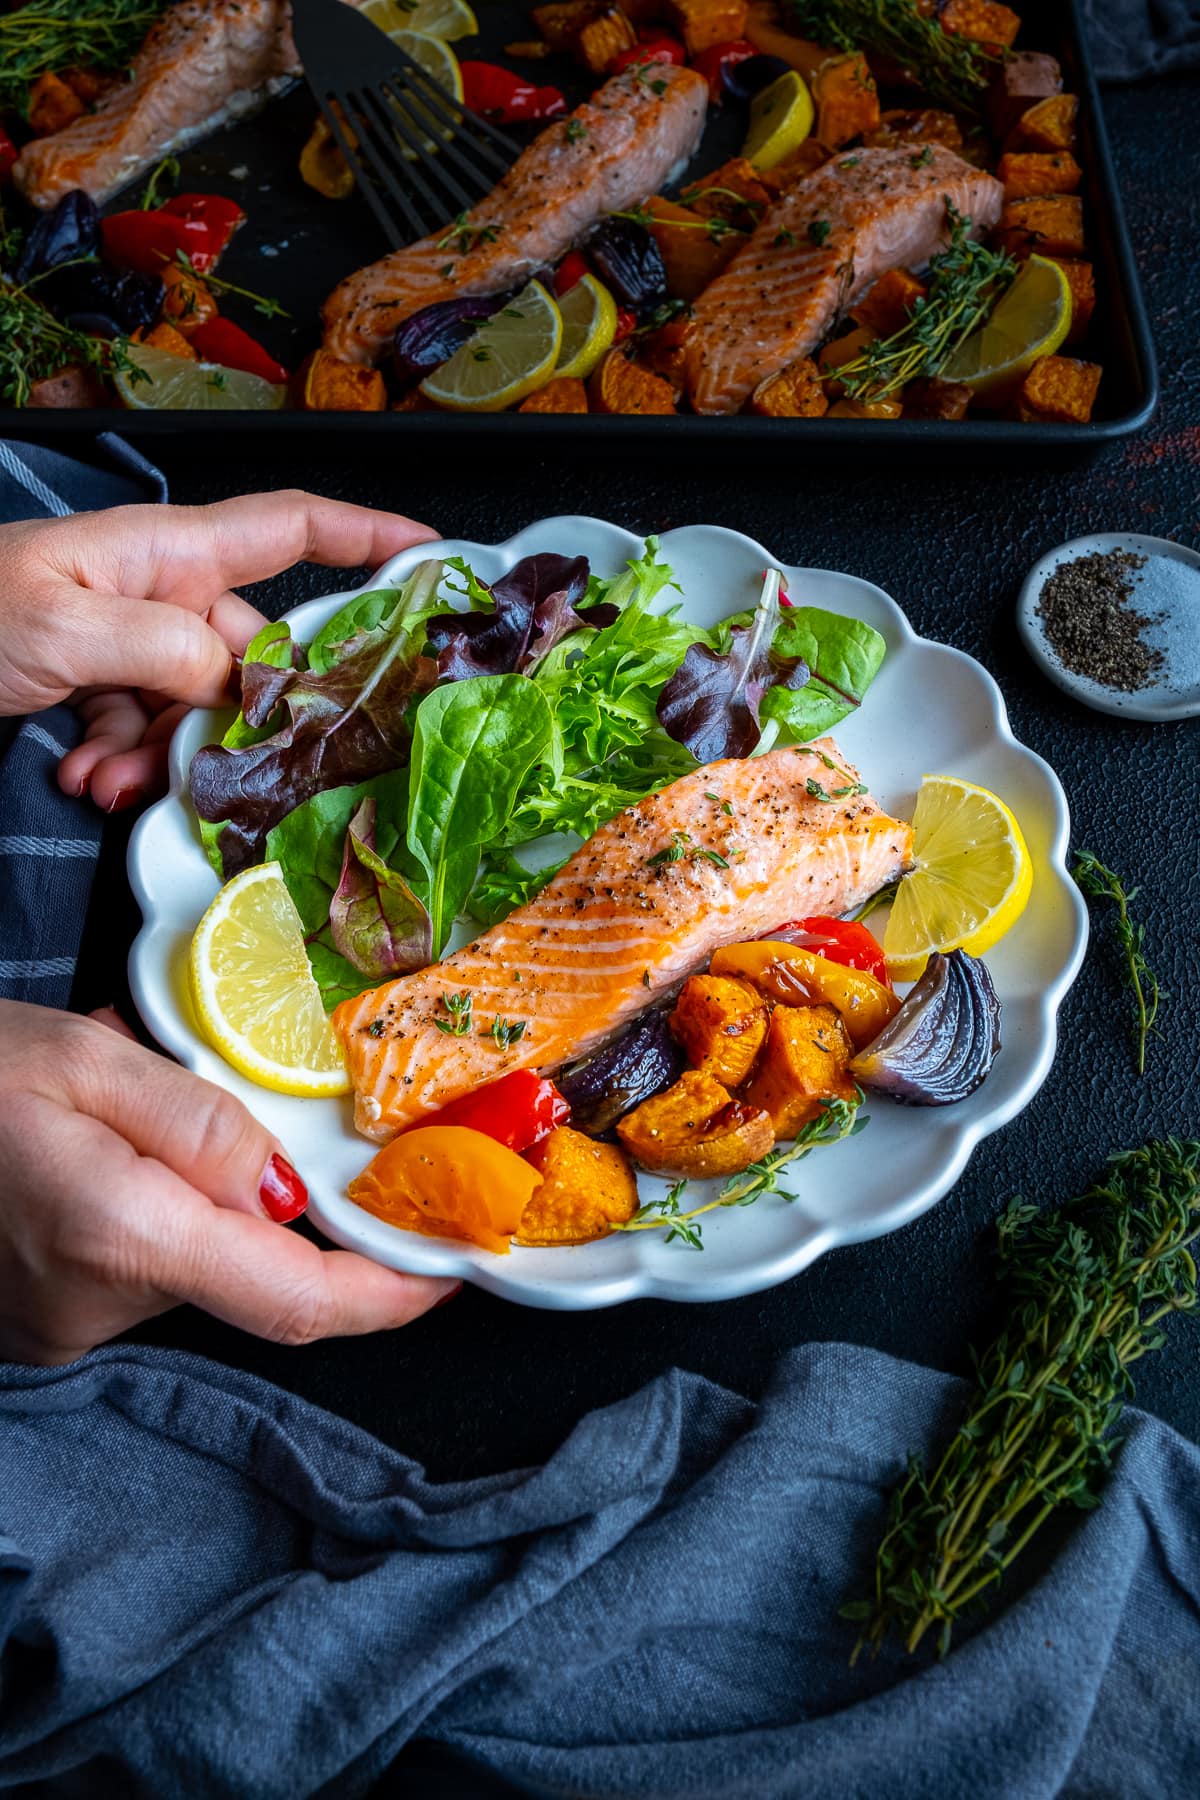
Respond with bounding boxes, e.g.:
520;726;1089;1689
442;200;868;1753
329;797;432;980
189;630;437;878
426;552;603;680
656;570;807;762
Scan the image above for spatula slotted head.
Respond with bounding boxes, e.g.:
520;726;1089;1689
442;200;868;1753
291;0;517;249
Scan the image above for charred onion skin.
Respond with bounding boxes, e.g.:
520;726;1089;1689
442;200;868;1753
850;950;1001;1105
556;1011;685;1137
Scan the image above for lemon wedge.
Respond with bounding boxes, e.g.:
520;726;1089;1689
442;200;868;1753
189;862;351;1098
939;255;1073;396
742;71;814;172
363;0;477;39
421;280;563;411
884;775;1033;981
115;344;286;412
554;274;618;381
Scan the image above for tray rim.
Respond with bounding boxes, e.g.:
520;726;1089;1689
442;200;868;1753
1;0;1159;447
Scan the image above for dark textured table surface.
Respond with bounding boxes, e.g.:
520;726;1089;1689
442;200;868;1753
70;72;1200;1477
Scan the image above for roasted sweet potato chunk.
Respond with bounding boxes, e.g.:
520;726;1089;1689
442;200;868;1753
28;72;86;136
752;356;828;417
1016;354;1101;423
864;108;964;154
531;0;603;51
617;1070;773;1179
903;377;973;420
818;325;876;397
811;52;880;149
643;196;742;301
998;151;1082;199
1049;259;1095;344
671;975;769;1086
576;6;638;70
851;268;926;337
681;158;772;229
827;396;904;419
638;313;693;395
986;52;1062;140
742;1003;856;1139
160;263;218;334
589;349;677;414
519;377;589;412
994;195;1084;259
665;0;747;55
939;0;1020;50
1004;93;1079;155
302;348;387;411
300;116;355;200
132;321;198;360
517;1127;639;1244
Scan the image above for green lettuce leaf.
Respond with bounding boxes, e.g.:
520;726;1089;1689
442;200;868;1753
760;606;887;741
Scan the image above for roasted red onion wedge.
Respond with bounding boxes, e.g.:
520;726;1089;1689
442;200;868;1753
849;950;1001;1105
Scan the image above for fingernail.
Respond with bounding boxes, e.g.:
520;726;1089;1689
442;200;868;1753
433;1281;463;1309
259;1153;309;1223
105;788;136;814
72;772;90;798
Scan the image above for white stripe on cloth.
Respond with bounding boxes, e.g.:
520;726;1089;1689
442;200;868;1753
0;958;77;980
0;443;73;518
19;721;72;760
0;837;100;858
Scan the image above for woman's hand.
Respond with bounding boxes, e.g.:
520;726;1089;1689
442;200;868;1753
0;489;437;811
0;1000;459;1365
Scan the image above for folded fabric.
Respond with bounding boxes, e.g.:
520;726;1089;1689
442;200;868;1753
1080;0;1200;81
1;1340;1196;1798
0;436;166;1011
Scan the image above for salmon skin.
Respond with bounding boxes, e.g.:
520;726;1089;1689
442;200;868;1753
683;146;1004;415
13;0;303;209
334;740;912;1142
321;64;708;365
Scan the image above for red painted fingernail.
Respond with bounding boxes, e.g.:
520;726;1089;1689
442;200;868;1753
259;1153;309;1223
73;772;90;798
434;1281;463;1309
105;787;137;814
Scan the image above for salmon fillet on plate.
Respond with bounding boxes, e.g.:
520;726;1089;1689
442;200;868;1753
321;64;708;365
684;146;1004;415
13;0;311;209
334;740;912;1143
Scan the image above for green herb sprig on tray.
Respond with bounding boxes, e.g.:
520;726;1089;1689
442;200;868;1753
173;251;291;321
843;1139;1200;1660
618;1094;866;1249
835;202;1016;403
0;0;165;114
787;0;997;110
0;282;147;407
1072;850;1163;1076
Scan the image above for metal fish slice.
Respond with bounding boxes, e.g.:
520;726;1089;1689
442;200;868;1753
291;0;518;249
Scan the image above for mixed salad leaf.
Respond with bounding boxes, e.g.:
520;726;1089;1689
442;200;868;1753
188;542;888;1008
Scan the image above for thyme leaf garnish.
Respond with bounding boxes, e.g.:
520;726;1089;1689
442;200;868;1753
433;991;473;1035
1072;850;1163;1076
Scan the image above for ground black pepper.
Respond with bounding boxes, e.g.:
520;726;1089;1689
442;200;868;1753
1035;549;1163;692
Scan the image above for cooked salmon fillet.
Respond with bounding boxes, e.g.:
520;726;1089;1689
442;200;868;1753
321;64;708;365
334;741;911;1142
13;0;304;209
683;146;1004;415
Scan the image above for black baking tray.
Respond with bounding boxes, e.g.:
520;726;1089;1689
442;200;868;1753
1;0;1158;452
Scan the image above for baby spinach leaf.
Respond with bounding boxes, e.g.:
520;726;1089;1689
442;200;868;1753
406;675;555;954
330;797;431;979
465;848;569;928
760;607;887;741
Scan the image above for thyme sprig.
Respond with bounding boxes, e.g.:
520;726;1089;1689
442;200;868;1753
609;207;745;245
433;990;473;1035
0;0;166;113
836;202;1015;402
1072;850;1163;1076
436;213;503;254
843;1140;1200;1659
140;154;180;209
786;0;997;110
0;282;147;406
173;252;291;321
618;1094;866;1249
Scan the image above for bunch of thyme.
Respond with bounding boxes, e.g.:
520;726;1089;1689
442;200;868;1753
843;1139;1200;1659
618;1093;866;1249
0;281;146;406
0;0;165;113
1072;850;1163;1076
836;202;1015;402
787;0;996;110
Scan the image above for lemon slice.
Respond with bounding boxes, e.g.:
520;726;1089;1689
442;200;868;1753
884;775;1033;982
363;0;477;40
189;862;351;1098
115;344;286;411
554;273;617;381
939;255;1072;396
384;27;464;154
421;280;562;411
742;71;814;172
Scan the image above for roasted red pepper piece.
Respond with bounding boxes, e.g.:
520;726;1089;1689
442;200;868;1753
0;125;18;184
614;306;638;343
610;34;687;74
460;61;567;124
761;916;891;985
416;1069;571;1154
188;317;289;384
100;209;196;276
690;38;758;104
158;193;245;271
554;250;591;294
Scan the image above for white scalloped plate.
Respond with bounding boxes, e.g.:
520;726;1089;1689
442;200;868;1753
128;518;1087;1309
